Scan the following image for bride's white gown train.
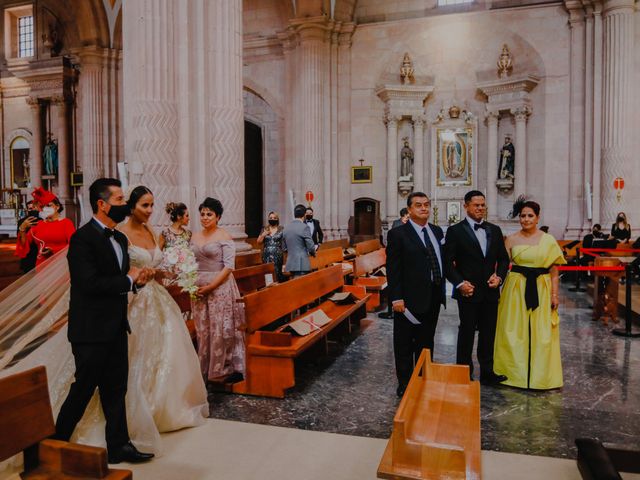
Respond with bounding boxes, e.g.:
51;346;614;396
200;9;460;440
2;245;208;456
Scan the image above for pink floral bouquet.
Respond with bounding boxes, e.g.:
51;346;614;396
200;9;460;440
161;244;199;299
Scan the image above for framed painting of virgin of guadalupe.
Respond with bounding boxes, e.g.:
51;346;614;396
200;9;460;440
436;127;474;186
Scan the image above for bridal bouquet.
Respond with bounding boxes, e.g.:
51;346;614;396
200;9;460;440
161;244;200;299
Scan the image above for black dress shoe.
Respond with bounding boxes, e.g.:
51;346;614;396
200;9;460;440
480;373;508;386
108;441;154;464
396;384;407;398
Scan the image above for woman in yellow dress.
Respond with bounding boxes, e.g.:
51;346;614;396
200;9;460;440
494;200;566;389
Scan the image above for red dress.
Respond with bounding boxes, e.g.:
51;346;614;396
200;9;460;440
15;218;76;267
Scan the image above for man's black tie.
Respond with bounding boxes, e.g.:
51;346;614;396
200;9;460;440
474;222;486;231
104;228;115;238
421;227;442;285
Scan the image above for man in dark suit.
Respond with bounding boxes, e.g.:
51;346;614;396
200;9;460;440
391;208;409;230
304;207;323;248
387;192;445;397
444;190;509;385
284;204;316;277
54;178;154;464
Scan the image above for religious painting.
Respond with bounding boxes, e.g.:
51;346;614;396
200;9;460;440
351;166;372;184
436;127;473;186
447;201;461;225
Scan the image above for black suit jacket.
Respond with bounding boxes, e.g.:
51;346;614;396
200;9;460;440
304;219;323;245
67;219;132;343
443;220;509;303
386;221;445;314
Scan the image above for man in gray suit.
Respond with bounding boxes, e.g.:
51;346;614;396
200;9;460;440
283;204;316;277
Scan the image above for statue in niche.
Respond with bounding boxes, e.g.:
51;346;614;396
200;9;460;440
498;135;515;179
43;135;59;176
400;137;414;179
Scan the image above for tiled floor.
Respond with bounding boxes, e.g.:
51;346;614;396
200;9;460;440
209;284;640;459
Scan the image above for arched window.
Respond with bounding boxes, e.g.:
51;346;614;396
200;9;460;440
10;137;30;188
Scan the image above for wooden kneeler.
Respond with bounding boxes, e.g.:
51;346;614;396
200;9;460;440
377;350;481;480
0;366;132;479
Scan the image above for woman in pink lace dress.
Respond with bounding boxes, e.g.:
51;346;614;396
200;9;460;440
190;197;245;384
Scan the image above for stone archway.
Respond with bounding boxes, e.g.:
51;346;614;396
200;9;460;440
4;129;33;190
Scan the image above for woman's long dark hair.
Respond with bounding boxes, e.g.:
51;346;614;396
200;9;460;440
127;186;153;210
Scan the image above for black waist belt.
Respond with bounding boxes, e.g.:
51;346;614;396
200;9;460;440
511;265;550;311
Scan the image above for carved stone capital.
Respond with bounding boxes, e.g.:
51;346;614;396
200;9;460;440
384;115;401;127
565;0;586;24
412;116;426;127
485;110;500;125
511;106;532;121
50;94;66;106
26;96;40;109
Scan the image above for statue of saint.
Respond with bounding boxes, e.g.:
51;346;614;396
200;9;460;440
498;135;515;179
43;137;58;176
400;137;414;179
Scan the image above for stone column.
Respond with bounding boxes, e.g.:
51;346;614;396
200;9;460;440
591;2;604;224
485;110;499;220
26;97;42;188
583;3;595;230
51;96;71;205
385;115;399;221
565;2;586;238
123;0;178;226
412;116;425;193
290;17;330;221
600;0;634;225
511;106;531;197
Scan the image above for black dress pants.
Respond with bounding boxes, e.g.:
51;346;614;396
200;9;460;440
54;332;130;450
393;290;442;387
456;300;498;379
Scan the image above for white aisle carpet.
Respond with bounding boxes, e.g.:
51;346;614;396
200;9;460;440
127;419;640;480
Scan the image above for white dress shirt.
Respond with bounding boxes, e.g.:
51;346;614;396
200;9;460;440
408;219;443;277
466;216;487;257
93;217;133;289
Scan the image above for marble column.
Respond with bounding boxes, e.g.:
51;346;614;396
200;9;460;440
412;116;425;193
591;2;603;224
51;96;71;204
123;0;178;225
385;115;399;221
291;18;330;220
566;2;586;237
26;97;42;188
600;0;634;226
511;106;531;197
583;3;595;230
485;110;499;220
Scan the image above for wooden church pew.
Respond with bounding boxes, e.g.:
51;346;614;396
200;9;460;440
353;247;387;311
377;349;480;480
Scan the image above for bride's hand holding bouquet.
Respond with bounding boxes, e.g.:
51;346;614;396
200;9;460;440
161;244;200;299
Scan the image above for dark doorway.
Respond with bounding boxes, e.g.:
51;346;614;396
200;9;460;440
350;198;381;243
244;120;263;238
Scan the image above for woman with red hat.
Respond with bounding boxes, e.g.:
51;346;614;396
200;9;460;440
16;188;75;268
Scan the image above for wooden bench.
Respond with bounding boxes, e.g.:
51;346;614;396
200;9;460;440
232;265;369;398
353;247;387;311
355;238;382;256
0;366;132;479
318;238;349;251
232;262;276;296
235;250;262;269
309;247;353;276
378;349;480;480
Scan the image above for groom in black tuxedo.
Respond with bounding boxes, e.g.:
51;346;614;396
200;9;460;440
444;190;509;385
387;192;445;397
54;178;154;464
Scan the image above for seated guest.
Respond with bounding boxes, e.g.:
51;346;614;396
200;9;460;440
191;197;245;384
582;224;604;268
304;207;323;249
611;212;631;243
15;188;75;269
160;202;191;249
257;211;285;282
540;225;549;233
391;208;410;229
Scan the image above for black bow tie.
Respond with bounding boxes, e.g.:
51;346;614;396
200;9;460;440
474;223;486;231
104;228;115;238
306;220;313;223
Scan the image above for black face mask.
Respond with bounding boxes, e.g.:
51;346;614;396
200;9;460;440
107;204;131;224
306;215;313;221
617;216;625;222
268;219;278;226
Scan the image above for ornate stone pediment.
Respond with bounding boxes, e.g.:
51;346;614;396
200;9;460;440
476;75;539;112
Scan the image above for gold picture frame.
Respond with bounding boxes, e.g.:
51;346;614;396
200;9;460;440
351;166;372;184
436;127;473;186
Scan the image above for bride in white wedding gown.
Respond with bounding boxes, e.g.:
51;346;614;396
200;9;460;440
0;186;208;458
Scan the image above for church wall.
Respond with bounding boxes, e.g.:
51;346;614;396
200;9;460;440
348;5;572;237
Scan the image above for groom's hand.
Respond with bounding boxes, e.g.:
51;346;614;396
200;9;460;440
487;274;502;289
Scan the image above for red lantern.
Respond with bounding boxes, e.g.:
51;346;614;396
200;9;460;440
305;191;314;203
613;177;625;190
